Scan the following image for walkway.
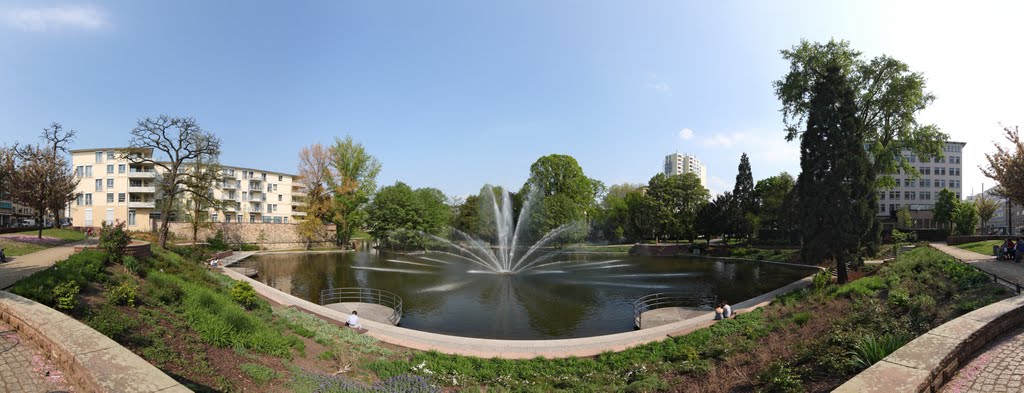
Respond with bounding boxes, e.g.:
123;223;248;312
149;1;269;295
941;324;1024;393
0;318;73;392
0;240;89;290
930;242;1024;285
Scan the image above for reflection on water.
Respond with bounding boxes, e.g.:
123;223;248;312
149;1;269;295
251;250;812;339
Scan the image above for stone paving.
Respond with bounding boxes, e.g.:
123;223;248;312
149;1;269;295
930;242;1024;286
0;240;89;290
941;324;1024;393
0;319;73;392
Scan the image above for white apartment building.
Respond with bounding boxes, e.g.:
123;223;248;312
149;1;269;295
878;141;966;228
664;153;707;187
68;148;306;230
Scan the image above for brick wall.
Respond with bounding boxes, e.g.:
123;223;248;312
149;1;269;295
165;222;337;250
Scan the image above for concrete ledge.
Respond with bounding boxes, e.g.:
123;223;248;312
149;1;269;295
221;263;817;359
834;294;1024;393
0;290;189;392
74;240;152;259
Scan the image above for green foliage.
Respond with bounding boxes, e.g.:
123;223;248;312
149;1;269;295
754;172;797;233
273;307;391;355
847;334;912;369
951;200;979;236
122;255;142;275
239;363;278;384
327;135;382;247
520;154;602;243
646;172;710;242
942;260;990;289
99;220;131;263
235;243;261;251
812;270;830;295
205;230;229;251
11;250;105;307
53;280;80;311
230;281;259;310
834;276;887;298
87;303;139;340
141;271;185;305
934;188;958;227
956;240;1003;256
367;182;451;249
108;281;138;306
756;361;803;393
789;312;812;326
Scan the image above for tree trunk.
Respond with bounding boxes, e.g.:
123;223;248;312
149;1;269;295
836;254;849;284
159;216;170;248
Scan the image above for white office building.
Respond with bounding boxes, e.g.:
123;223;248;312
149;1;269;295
664;153;707;187
878;141;966;229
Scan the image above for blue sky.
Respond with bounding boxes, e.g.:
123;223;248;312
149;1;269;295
1;1;1023;197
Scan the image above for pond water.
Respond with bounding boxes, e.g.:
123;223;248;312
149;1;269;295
248;250;813;340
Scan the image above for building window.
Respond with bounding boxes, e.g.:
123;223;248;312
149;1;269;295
95;151;103;163
85;193;93;205
904;179;913;187
75;166;83;177
118;193;125;203
128;210;136;226
76;194;83;206
118;164;125;174
106;193;114;203
880;205;886;213
107;151;115;160
212;213;218;223
95;179;103;191
107;178;114;188
106;164;114;174
278;195;282;201
85;166;92;177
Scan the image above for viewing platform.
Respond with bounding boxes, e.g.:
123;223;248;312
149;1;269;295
320;287;402;325
634;292;711;329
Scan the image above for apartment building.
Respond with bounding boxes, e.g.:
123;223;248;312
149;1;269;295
663;153;708;187
68;148;306;230
878;141;966;229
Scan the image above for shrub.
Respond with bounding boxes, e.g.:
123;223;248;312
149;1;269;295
53;280;80;311
142;271;185;305
887;289;911;308
231;281;259;310
239;363;277;384
88;303;138;340
206;230;229;251
847;333;911;370
10;250;106;306
757;361;803;393
833;276;887;298
236;243;260;251
108;281;137;306
123;255;142;275
99;220;131;263
942;260;990;289
790;312;811;326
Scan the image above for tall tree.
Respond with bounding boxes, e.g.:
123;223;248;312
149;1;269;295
367;182;451;249
951;201;979;236
775;39;947;189
753;172;795;231
296;143;333;248
40;123;77;228
0;146;14;205
648;173;709;242
123;115;221;248
327;136;381;247
974;194;999;235
982;125;1024;209
594;183;642;243
731;153;756;241
933;188;958;230
180;147;227;244
623;189;658;243
795;61;874;284
520;154;599;243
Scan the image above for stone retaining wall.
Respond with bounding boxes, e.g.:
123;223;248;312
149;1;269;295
834;294;1024;392
165;222;336;250
0;290;189;392
74;241;153;259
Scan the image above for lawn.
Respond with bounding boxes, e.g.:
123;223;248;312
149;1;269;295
0;238;46;256
955;240;1002;256
16;228;86;241
0;229;85;256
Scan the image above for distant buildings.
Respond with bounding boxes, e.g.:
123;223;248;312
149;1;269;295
878;141;966;229
663;153;707;187
67;148;307;230
967;189;1023;236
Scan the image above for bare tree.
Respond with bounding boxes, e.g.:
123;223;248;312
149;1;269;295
181;144;228;244
983;125;1024;206
123;115;221;248
11;145;76;238
296;143;332;248
41;123;77;228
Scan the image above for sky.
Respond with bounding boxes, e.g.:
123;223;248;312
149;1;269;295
1;1;1022;198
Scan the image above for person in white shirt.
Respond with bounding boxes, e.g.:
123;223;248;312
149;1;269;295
345;310;361;329
722;301;732;318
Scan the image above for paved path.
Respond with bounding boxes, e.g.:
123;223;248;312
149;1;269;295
941;324;1024;393
0;240;89;290
930;242;1024;285
0;314;74;392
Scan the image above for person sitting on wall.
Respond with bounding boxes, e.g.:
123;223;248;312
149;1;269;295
345;310;361;329
0;248;6;263
722;300;733;318
714;304;724;320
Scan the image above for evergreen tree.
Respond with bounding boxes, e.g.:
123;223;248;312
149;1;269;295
797;62;873;284
732;153;756;241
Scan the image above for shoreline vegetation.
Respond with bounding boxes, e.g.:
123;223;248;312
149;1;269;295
7;237;1009;392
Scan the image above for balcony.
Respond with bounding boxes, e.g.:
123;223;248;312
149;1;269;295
291;211;307;216
128;201;155;209
128;169;156;178
221;181;237;189
248;187;262;193
128;186;155;193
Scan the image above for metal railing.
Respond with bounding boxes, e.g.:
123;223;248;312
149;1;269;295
633;292;700;329
319;287;403;325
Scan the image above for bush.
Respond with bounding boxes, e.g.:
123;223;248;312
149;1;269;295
123;255;142;275
235;243;260;251
10;250;106;306
99;220;131;263
239;363;277;384
942;260;990;289
206;230;230;251
142;271;185;305
847;333;911;370
88;303;139;340
230;281;259;310
757;361;803;393
108;281;137;306
53;280;80;311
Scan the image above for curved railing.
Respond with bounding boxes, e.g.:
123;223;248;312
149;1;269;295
633;292;702;329
319;287;403;325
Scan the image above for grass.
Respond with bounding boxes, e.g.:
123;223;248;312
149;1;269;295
564;244;635;253
0;238;47;256
955;240;1003;256
15;228;87;241
729;247;799;262
239;363;278;384
0;228;85;257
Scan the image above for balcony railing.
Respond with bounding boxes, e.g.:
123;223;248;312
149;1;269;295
128;201;155;209
127;186;155;193
128;169;156;178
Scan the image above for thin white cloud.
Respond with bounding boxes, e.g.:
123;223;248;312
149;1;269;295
678;128;694;140
708;176;729;196
646;73;671;92
702;132;749;148
0;5;108;32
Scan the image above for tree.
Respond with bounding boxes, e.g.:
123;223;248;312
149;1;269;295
40;123;78;229
181;148;227;244
731;153;756;241
795;61;874;284
951;201;979;236
934;188;958;229
895;205;914;229
754;172;795;230
696;193;731;244
974;194;999;235
367;182;451;249
327;136;382;247
623;189;658;243
297;144;334;248
0;147;14;214
452;194;482;237
593;183;641;243
123;115;221;248
775;39;947;189
520;154;599;243
982;125;1024;209
646;173;709;243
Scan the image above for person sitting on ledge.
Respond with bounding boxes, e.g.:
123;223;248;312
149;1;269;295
714;304;724;320
722;300;732;318
0;248;6;263
345;310;361;329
